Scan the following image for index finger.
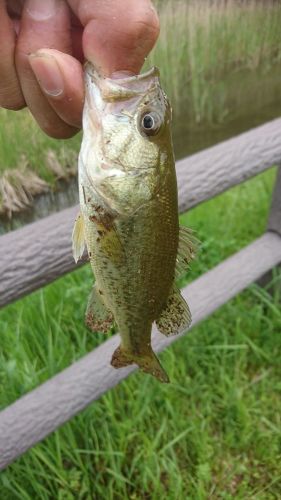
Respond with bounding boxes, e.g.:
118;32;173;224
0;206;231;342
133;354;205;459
66;0;160;76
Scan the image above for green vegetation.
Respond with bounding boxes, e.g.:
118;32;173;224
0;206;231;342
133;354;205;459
148;0;281;123
0;109;80;216
1;168;280;499
0;109;78;180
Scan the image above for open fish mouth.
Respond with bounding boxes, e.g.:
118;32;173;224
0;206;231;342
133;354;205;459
84;64;162;110
85;64;160;91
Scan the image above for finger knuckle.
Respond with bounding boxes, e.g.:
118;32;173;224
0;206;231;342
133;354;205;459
0;91;26;111
41;119;79;139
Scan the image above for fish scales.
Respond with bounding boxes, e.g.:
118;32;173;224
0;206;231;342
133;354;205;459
72;63;196;383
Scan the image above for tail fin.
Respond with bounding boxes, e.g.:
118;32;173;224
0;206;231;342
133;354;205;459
111;345;169;383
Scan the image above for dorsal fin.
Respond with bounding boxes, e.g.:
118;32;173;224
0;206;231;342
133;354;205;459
175;226;198;278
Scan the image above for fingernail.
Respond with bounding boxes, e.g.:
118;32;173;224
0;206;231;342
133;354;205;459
29;53;64;97
26;0;58;21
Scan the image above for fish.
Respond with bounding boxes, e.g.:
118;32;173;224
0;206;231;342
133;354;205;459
72;62;196;383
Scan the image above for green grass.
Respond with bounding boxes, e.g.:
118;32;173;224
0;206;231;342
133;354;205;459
1;168;280;499
0;109;80;181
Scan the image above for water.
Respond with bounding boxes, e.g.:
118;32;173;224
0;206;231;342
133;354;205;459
172;64;281;159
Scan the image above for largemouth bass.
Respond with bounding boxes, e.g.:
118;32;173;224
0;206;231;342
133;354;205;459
72;63;196;383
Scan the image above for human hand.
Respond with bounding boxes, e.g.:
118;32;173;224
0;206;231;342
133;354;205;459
0;0;159;138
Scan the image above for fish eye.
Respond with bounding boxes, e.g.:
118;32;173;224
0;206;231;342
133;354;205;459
140;111;162;136
143;114;154;130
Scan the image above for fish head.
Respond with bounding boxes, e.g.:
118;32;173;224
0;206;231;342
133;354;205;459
79;63;173;187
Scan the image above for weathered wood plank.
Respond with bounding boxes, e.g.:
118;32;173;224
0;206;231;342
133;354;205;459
0;119;280;308
177;117;281;212
1;231;280;470
0;206;83;308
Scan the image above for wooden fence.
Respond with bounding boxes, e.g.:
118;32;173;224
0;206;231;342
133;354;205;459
0;118;281;470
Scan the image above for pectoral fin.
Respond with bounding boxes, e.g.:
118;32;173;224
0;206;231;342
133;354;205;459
72;212;86;263
156;284;192;336
175;226;198;278
85;284;114;333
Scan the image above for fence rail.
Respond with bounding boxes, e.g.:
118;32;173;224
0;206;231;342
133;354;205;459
0;118;281;470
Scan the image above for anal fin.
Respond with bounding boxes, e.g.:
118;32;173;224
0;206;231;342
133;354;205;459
156;284;192;336
111;345;169;383
85;284;114;333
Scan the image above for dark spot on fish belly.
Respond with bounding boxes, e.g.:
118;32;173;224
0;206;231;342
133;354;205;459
95;205;114;229
89;205;114;230
89;215;98;223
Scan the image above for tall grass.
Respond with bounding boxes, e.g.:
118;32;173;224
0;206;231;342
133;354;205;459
0;109;80;180
148;0;281;123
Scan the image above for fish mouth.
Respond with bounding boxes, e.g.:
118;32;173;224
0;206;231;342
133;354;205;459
105;66;160;84
85;63;159;84
84;63;161;103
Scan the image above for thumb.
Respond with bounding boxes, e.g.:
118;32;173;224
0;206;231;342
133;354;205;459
67;0;160;76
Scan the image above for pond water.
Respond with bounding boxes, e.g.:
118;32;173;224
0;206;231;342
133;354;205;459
172;64;281;160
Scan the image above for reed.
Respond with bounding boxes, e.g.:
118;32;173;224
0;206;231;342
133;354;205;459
147;0;281;123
